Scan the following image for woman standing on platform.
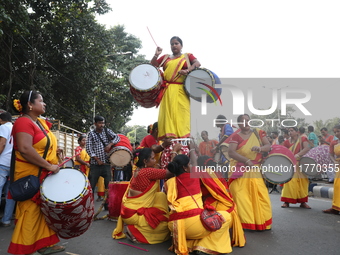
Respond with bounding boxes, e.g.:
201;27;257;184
323;125;340;215
151;36;201;168
281;127;311;209
227;114;273;231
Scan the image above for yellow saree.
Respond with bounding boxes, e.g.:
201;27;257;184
8;118;59;255
228;130;272;230
166;175;232;255
281;137;309;203
200;172;246;247
158;54;190;139
112;180;170;244
332;143;340;211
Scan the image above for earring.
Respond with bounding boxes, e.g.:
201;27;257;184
29;106;32;111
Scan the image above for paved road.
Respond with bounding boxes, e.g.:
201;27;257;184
1;192;340;255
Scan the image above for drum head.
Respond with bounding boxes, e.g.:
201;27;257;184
41;168;86;203
262;155;294;184
300;157;319;176
110;149;131;167
129;64;160;91
62;158;74;168
184;68;215;101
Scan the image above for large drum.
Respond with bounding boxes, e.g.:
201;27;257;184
109;134;133;167
40;168;94;239
300;145;332;176
108;181;130;220
129;63;163;108
184;68;218;102
261;145;297;184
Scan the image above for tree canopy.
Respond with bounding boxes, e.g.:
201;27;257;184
0;0;146;132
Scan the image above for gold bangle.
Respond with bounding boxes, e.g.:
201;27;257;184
170;151;178;155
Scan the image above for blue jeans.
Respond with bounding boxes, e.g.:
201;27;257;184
0;165;16;224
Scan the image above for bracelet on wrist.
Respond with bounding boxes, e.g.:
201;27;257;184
245;159;251;164
170;151;178;155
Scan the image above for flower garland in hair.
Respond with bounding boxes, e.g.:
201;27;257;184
133;152;140;165
13;99;23;114
148;124;153;134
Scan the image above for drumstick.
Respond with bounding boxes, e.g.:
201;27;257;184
118;241;149;252
58;153;80;167
147;26;158;47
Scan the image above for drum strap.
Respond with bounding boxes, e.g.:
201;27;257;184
10;120;50;183
184;53;191;69
159;54;169;67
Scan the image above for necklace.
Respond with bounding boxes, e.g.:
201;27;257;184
24;114;39;127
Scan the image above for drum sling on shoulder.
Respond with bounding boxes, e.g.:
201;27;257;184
9;120;50;201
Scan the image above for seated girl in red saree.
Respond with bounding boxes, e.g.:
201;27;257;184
112;148;172;244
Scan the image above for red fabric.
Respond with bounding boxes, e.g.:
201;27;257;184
157;53;197;69
283;136;308;154
280;196;308;204
176;173;201;200
229;129;267;148
199;140;218;157
12;117;48;148
127;225;150;244
329;140;339;154
241;218;272;231
129;168;167;192
121;205;168;229
169;208;202;221
8;234;60;255
140;135;157;148
75;146;82;156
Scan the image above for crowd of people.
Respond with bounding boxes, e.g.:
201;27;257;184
0;35;339;255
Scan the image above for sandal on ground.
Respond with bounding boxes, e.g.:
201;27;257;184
300;203;311;209
125;231;140;244
322;208;340;214
38;245;66;255
281;202;289;208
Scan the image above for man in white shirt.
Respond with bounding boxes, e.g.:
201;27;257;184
0;112;15;227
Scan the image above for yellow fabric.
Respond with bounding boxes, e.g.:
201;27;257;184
166;177;232;255
112;180;170;244
332;144;340;210
9;118;59;254
158;54;190;139
97;176;105;196
281;139;309;203
200;171;246;247
80;148;90;176
229;131;272;230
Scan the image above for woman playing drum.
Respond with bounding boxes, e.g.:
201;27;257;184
112;148;173;244
150;36;201;168
9;91;65;255
227;114;272;231
323;124;340;215
281;127;311;209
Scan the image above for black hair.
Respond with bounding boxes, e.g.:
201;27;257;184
216;114;227;120
237;114;250;122
201;130;208;135
94;115;104;123
197;155;216;167
321;127;328;132
271;131;278;136
135;141;140;146
308;125;314;132
170;36;183;46
333;125;340;130
0;112;12;122
282;129;289;135
289;127;298;132
147;122;158;134
78;135;86;143
19;90;41;114
167;154;189;176
298;127;305;134
134;148;153;168
278;135;285;143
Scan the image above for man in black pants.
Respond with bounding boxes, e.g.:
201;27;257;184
86;115;120;196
